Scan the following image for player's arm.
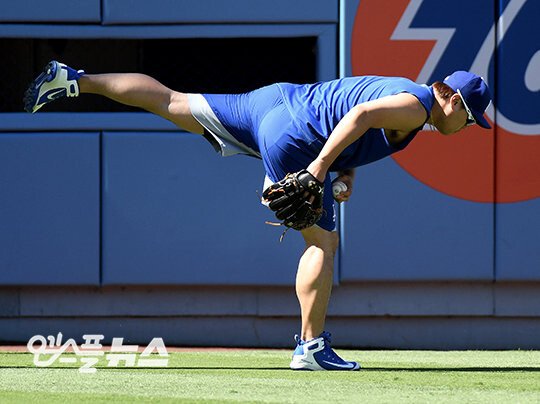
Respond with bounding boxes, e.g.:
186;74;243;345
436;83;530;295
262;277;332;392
306;93;427;182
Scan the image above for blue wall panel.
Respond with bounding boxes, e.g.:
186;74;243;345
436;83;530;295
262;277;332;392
496;200;540;281
494;0;540;280
102;132;305;285
340;159;493;281
103;0;338;24
0;0;100;22
340;0;496;281
0;133;100;285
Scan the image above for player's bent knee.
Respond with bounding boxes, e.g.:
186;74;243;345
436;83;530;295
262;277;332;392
168;91;204;134
301;226;339;255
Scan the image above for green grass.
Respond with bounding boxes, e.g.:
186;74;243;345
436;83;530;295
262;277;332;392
1;350;539;403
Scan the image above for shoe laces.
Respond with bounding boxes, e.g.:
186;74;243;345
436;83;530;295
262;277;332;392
319;331;332;344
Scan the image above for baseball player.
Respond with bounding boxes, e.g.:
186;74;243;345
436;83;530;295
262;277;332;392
24;61;492;371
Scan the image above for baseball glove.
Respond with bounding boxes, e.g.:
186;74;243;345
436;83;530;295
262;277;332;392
262;169;324;231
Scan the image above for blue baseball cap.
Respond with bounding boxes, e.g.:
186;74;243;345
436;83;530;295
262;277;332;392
443;71;492;129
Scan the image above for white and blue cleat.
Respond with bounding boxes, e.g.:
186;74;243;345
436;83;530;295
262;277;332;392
290;331;360;371
24;60;85;113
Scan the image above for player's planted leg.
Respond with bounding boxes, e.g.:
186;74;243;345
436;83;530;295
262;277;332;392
291;226;360;371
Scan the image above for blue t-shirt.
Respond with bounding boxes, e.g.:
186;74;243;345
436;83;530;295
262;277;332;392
276;75;434;171
202;76;434;231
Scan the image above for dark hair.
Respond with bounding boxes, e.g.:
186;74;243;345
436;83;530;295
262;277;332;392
432;81;456;100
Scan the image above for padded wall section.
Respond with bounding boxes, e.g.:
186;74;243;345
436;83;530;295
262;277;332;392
0;0;100;22
102;132;305;285
494;0;540;280
102;0;338;24
340;159;493;281
0;133;100;285
496;201;540;280
341;0;496;281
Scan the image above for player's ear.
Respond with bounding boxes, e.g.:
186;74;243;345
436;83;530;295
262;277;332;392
450;93;462;110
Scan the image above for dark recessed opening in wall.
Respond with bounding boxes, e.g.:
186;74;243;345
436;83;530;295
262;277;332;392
2;37;317;113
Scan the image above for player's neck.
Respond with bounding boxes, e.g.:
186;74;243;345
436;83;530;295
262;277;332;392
430;92;447;132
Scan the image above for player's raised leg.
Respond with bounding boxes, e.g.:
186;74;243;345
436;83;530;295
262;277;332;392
78;73;204;134
24;60;204;134
290;225;360;371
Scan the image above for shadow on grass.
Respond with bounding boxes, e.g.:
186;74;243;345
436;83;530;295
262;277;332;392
0;365;284;371
364;367;540;372
1;365;540;372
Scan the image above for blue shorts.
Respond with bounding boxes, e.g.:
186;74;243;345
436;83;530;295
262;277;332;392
194;84;336;232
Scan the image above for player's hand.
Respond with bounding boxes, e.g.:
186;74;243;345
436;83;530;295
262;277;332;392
262;169;324;231
332;174;353;202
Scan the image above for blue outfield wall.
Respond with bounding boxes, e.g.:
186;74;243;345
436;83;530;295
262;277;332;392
0;0;337;286
102;132;305;286
0;133;100;285
0;0;100;22
102;0;338;24
340;158;494;281
0;0;539;287
341;0;539;282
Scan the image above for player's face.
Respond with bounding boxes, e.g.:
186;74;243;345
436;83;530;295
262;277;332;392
436;95;474;135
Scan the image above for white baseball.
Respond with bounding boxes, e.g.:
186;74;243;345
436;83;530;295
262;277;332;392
332;181;348;197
